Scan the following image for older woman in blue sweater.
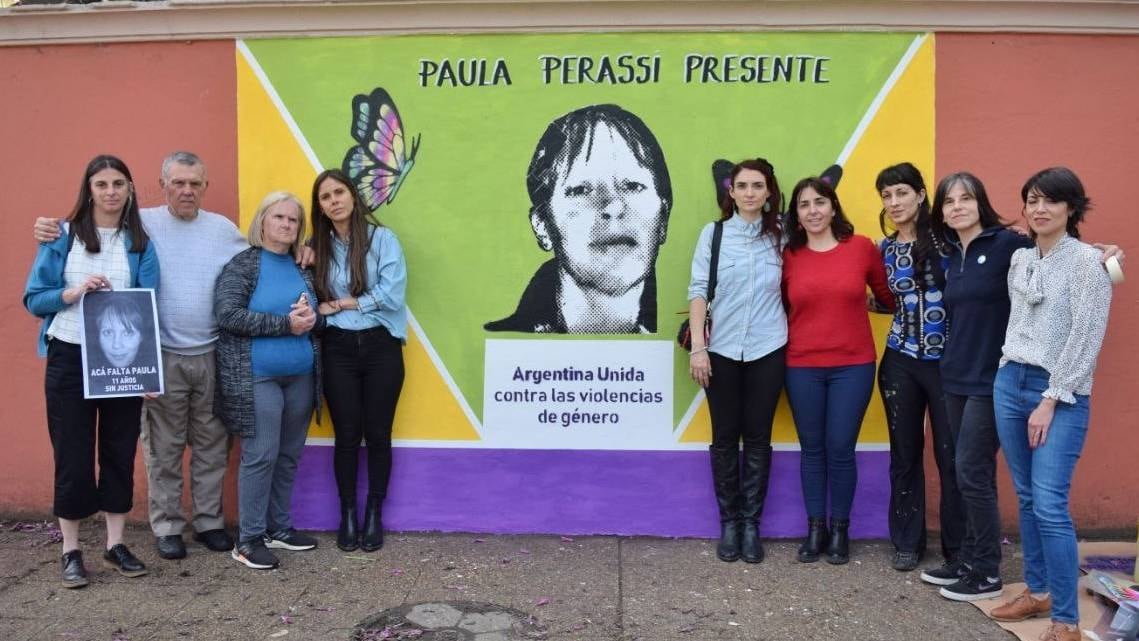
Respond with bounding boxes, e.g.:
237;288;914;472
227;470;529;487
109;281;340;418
215;191;322;570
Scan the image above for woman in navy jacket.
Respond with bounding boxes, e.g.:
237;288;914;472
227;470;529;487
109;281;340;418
24;155;159;589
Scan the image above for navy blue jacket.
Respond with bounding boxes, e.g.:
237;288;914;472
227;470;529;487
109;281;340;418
940;227;1032;396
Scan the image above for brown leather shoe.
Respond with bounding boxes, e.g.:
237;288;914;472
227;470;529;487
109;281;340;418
1037;621;1080;641
990;588;1051;622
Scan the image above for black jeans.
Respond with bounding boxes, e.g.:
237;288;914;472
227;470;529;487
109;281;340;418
322;326;405;503
705;348;786;451
45;339;143;520
878;349;963;560
945;392;1002;577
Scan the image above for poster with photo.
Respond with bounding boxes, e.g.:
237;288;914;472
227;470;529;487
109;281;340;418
80;289;163;398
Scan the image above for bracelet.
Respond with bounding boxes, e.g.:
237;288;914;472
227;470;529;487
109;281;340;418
690;347;708;355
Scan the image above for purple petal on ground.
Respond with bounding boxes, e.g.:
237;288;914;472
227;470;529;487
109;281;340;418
473;538;486;543
535;596;551;606
280;615;293;624
560;536;574;542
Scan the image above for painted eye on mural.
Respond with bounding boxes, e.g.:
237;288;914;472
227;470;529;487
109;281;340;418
341;87;422;220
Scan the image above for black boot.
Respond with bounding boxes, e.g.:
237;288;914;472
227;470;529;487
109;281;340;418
826;518;850;565
337;500;359;552
709;446;741;562
797;517;829;563
739;445;771;563
360;495;384;552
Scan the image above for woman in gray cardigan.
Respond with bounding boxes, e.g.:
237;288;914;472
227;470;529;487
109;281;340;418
215;191;323;570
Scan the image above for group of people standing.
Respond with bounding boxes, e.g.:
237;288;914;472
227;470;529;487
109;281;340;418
690;159;1116;641
24;152;409;583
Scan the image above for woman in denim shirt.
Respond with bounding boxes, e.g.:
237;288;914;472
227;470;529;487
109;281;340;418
687;158;787;564
310;169;408;553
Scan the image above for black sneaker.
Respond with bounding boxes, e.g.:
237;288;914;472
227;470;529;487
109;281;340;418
61;549;88;589
939;569;1003;602
892;550;921;571
921;558;969;586
102;543;148;578
231;538;279;570
264;528;318;551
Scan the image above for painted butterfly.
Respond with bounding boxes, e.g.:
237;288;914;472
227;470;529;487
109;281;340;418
341;87;421;219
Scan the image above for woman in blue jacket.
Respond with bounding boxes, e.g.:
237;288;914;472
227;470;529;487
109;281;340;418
23;155;159;589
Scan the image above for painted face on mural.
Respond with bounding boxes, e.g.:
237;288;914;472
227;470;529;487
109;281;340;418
162;162;208;220
532;122;667;296
96;306;143;369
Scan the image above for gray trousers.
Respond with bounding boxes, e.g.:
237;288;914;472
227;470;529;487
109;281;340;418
238;373;314;543
141;350;229;536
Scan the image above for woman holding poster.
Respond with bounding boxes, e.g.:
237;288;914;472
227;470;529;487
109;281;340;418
687;158;786;564
782;176;894;565
310;169;408;554
23;154;159;588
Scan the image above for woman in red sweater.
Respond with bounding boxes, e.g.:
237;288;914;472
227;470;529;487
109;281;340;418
782;176;894;564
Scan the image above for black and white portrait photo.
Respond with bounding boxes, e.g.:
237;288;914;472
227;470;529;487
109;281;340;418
80;289;163;398
485;103;673;334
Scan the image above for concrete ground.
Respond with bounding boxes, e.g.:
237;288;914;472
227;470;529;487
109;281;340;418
0;516;1022;641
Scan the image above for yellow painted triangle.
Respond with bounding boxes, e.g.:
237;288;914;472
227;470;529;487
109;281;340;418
235;48;479;441
678;36;936;446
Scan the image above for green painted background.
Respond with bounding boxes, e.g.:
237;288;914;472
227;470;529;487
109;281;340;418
245;32;913;423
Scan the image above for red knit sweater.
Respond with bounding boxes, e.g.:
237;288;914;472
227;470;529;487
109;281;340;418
782;235;894;368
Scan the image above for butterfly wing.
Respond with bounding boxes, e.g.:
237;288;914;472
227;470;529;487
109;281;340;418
343;87;421;211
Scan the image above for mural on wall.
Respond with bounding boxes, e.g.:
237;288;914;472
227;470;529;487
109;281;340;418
234;31;935;534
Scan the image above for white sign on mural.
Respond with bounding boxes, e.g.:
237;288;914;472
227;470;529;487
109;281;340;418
483;339;673;449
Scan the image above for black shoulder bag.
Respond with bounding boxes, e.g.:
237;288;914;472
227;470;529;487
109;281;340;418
677;221;724;351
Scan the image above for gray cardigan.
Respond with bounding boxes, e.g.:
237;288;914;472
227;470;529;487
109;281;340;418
214;246;323;437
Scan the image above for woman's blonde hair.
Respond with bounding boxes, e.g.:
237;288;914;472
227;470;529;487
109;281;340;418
248;191;307;255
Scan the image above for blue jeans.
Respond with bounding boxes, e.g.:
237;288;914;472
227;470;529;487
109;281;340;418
238;373;314;542
993;362;1089;625
785;363;876;519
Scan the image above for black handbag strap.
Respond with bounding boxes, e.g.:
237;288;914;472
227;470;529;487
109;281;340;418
706;220;724;304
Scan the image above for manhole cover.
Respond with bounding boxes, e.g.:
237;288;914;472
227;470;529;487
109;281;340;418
352;601;547;640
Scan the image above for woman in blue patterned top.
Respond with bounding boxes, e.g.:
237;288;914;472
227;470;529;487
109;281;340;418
873;163;962;573
310;169;408;554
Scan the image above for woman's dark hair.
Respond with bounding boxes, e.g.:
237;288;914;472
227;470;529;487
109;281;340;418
931;171;1005;243
69;154;148;254
786;176;855;251
526;104;672;228
1020;166;1090;240
876;162;945;289
720;158;782;247
310;168;375;302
